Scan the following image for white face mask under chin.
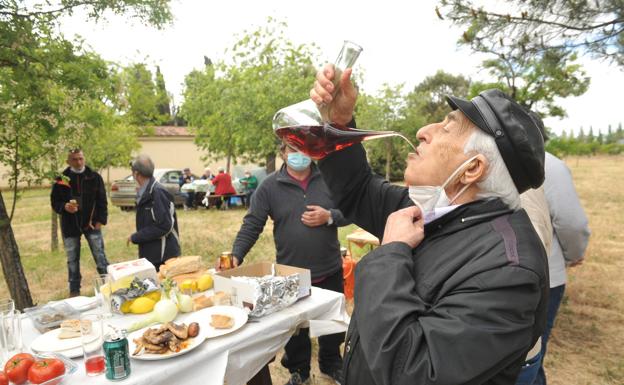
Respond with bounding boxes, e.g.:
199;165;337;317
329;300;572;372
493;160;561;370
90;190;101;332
408;155;479;218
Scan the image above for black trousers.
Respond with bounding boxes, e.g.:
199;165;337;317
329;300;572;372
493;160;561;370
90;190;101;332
281;267;345;376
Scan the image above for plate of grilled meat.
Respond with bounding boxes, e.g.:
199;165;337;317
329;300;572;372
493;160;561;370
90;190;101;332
129;320;206;360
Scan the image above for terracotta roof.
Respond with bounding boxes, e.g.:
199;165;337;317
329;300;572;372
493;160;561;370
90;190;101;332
151;126;192;137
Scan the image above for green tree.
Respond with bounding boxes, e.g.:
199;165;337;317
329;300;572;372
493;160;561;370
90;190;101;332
0;0;172;310
181;18;320;173
357;84;417;180
439;0;624;66
468;48;589;118
606;124;617;144
119;63;170;126
155;65;171;119
409;70;472;122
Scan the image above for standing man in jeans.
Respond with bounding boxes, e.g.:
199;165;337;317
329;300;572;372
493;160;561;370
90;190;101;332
231;143;350;385
51;148;109;297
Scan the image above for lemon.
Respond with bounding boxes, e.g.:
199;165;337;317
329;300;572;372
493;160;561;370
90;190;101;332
120;299;134;314
180;279;197;292
197;274;213;292
129;297;156;314
144;291;161;302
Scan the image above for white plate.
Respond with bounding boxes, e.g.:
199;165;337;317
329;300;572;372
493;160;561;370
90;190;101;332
128;318;210;361
191;305;248;339
30;328;98;359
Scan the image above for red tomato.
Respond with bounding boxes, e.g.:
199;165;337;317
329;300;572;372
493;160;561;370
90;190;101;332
4;353;35;385
27;359;66;385
0;371;9;385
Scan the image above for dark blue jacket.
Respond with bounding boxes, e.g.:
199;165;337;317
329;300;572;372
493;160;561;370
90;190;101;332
130;178;180;270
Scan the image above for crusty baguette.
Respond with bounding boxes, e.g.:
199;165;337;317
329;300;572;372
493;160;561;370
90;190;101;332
170;269;209;286
159;256;202;278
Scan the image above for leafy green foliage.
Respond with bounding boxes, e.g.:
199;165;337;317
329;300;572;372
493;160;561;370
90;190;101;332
547;123;624;157
439;0;624;66
358;71;471;180
180;18;320;171
118;63;171;126
0;0;173;310
0;0;173;186
469;49;590;118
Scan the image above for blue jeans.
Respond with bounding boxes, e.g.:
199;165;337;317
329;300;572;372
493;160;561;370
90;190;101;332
63;230;109;293
515;284;566;385
181;192;195;208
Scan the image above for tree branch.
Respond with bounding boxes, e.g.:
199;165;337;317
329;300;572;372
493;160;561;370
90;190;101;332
453;5;622;32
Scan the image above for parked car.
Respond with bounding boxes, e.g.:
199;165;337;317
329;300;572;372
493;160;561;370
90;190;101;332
110;168;192;210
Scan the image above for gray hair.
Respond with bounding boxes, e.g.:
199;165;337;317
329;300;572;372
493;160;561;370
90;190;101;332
131;154;155;178
463;129;520;209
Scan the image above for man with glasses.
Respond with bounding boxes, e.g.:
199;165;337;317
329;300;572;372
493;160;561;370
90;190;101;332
51;148;109;297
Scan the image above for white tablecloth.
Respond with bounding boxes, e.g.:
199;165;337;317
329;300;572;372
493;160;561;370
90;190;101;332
20;287;350;385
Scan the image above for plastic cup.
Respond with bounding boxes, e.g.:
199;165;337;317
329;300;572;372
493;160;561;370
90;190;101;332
80;313;106;376
0;298;14;315
94;274;112;317
1;309;22;363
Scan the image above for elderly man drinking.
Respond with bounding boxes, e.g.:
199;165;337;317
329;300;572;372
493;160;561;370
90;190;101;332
309;68;549;385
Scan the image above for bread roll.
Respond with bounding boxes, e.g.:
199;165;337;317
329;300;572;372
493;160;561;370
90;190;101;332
159;256;202;278
58;319;92;339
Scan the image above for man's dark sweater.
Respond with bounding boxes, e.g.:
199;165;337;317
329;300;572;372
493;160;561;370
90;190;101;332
232;164;349;280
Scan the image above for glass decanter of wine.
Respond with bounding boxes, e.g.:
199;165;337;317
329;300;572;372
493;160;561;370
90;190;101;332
272;40;417;159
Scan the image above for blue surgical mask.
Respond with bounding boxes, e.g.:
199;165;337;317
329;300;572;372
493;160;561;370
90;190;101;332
287;152;312;171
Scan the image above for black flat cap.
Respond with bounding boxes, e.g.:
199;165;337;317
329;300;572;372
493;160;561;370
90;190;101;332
446;89;545;194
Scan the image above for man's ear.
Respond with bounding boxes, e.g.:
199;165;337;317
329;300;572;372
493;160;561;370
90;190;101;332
461;154;488;185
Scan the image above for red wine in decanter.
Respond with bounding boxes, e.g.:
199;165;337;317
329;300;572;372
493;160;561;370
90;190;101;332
275;123;415;159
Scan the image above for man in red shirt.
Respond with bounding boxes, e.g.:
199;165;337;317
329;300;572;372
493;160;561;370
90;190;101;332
212;167;237;209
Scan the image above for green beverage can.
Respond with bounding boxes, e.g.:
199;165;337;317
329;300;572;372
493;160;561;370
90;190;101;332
104;329;131;381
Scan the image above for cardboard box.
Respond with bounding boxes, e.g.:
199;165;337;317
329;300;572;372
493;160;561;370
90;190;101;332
213;262;311;311
107;258;158;283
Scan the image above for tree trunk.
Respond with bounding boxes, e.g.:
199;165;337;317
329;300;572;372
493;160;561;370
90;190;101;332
265;153;276;174
51;209;59;251
385;139;392;181
226;153;232;174
0;190;33;311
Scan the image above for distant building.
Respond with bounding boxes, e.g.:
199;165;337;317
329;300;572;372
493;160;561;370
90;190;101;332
0;126;264;187
106;126;263;183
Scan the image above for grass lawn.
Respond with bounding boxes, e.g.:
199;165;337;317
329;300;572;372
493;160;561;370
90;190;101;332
1;155;623;384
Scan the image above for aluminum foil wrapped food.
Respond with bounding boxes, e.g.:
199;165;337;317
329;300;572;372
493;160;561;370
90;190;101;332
111;277;159;314
231;274;300;317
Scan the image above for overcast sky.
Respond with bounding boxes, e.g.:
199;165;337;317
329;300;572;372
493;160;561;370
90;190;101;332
59;0;623;135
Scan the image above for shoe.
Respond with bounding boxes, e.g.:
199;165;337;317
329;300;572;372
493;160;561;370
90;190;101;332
319;366;343;384
69;291;80;298
284;372;310;385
